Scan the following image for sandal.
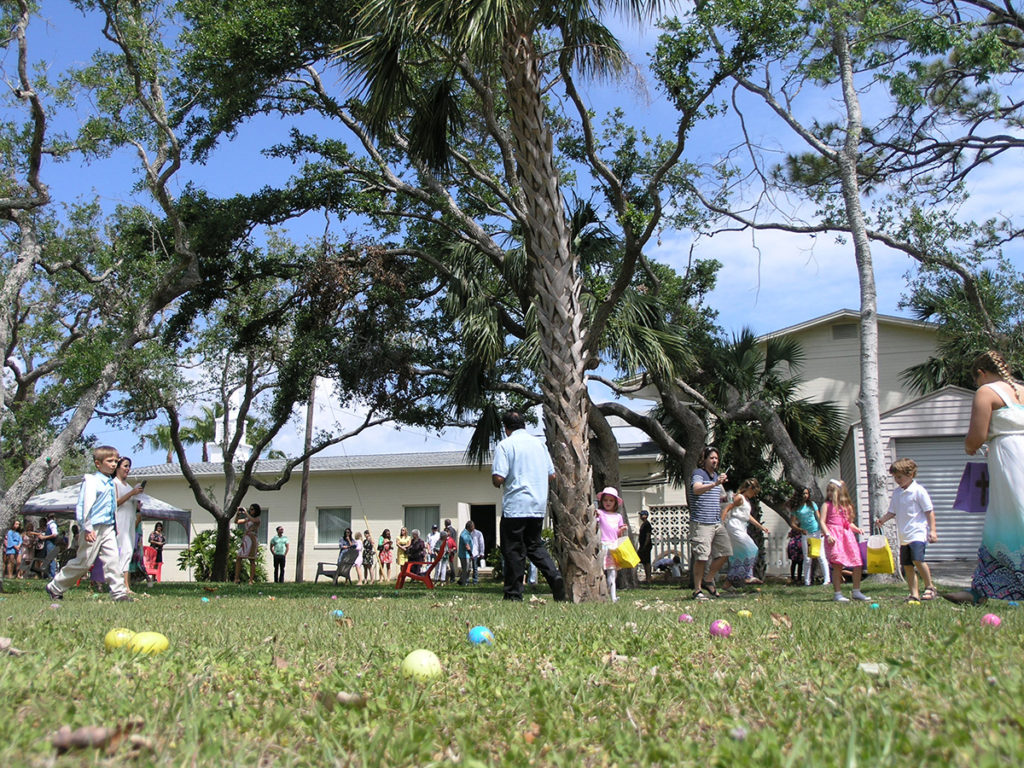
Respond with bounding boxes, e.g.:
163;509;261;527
903;594;921;603
693;591;709;602
702;581;720;598
921;586;937;601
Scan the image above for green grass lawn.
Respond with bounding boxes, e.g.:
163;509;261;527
1;576;1021;767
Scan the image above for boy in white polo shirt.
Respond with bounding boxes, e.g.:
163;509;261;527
876;458;938;601
46;446;132;602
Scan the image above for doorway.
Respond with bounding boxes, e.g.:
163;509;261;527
469;504;496;556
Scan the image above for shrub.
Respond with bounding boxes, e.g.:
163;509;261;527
177;529;267;582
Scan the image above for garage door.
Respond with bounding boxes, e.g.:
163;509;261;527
894;438;983;561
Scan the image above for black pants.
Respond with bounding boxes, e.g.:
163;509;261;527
273;554;286;583
500;517;565;601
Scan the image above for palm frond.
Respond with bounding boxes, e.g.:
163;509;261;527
463;403;504;467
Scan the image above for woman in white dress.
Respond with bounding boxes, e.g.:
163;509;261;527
113;458;144;594
722;478;769;588
947;350;1024;603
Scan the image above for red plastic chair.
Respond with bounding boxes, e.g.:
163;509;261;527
395;538;447;589
142;546;162;582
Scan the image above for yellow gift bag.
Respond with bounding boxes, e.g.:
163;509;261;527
610;537;641;569
807;537;822;558
866;534;895;575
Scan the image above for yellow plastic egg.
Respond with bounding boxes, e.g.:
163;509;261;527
104;627;136;651
128;631;169;655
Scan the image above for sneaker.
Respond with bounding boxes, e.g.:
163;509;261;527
833;592;850;602
113;594;136;603
851;590;871;601
45;583;63;600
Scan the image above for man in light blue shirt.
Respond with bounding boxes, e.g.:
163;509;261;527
491;411;565;602
47;446;132;601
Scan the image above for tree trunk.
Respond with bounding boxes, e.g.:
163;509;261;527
212;516;233;582
588;407;620;493
501;26;604;602
832;20;888;529
728;398;825;505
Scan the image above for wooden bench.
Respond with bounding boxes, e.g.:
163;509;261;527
395;538;447;590
315;546;360;585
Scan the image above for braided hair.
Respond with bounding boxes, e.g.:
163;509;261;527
973;350;1021;400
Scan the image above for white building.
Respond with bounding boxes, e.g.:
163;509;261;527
131;443;686;582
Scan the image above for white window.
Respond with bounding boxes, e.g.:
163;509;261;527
318;507;351;545
161;520;188;546
404;505;440;537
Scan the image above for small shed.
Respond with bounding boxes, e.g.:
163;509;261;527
840;386;980;561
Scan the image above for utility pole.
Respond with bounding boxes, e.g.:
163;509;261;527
295;378;316;582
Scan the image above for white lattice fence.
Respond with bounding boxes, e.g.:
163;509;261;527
647;504;789;577
648;504;690;564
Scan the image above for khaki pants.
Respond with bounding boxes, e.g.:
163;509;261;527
48;524;127;599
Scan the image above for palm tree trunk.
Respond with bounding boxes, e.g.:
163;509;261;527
501;25;605;602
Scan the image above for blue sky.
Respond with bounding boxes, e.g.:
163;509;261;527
24;4;1021;465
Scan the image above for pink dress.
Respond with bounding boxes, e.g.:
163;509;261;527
597;510;623;570
822;502;862;568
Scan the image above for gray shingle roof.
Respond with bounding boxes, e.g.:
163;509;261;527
133;442;663;477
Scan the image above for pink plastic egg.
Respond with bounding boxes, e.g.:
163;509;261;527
709;619;732;637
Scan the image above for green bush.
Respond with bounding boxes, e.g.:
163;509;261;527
176;528;267;582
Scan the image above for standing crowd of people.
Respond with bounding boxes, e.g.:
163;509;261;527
331;520;487;586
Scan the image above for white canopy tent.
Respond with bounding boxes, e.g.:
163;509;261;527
22;483;191;540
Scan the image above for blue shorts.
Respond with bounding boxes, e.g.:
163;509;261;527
900;541;927;568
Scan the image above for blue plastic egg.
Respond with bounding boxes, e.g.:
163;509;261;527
468;625;494;645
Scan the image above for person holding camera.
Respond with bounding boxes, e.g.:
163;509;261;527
233;504;262;584
113;457;145;594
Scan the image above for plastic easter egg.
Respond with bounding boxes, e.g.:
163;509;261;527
709;619;732;638
736;610;752;618
678;613;693;623
907;599;921;606
201;597;210;603
468;626;494;645
104;627;136;651
401;649;442;682
128;631;169;655
981;613;1001;628
1008;601;1019;608
331;609;345;623
870;603;880;610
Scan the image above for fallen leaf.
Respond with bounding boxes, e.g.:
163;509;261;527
335;691;369;708
858;662;889;676
770;613;792;629
273;656;289;670
51;718;143;755
601;650;635;665
316;690;369;711
523;722;541;744
0;637;25;656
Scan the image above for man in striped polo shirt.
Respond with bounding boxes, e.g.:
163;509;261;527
689;446;731;601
